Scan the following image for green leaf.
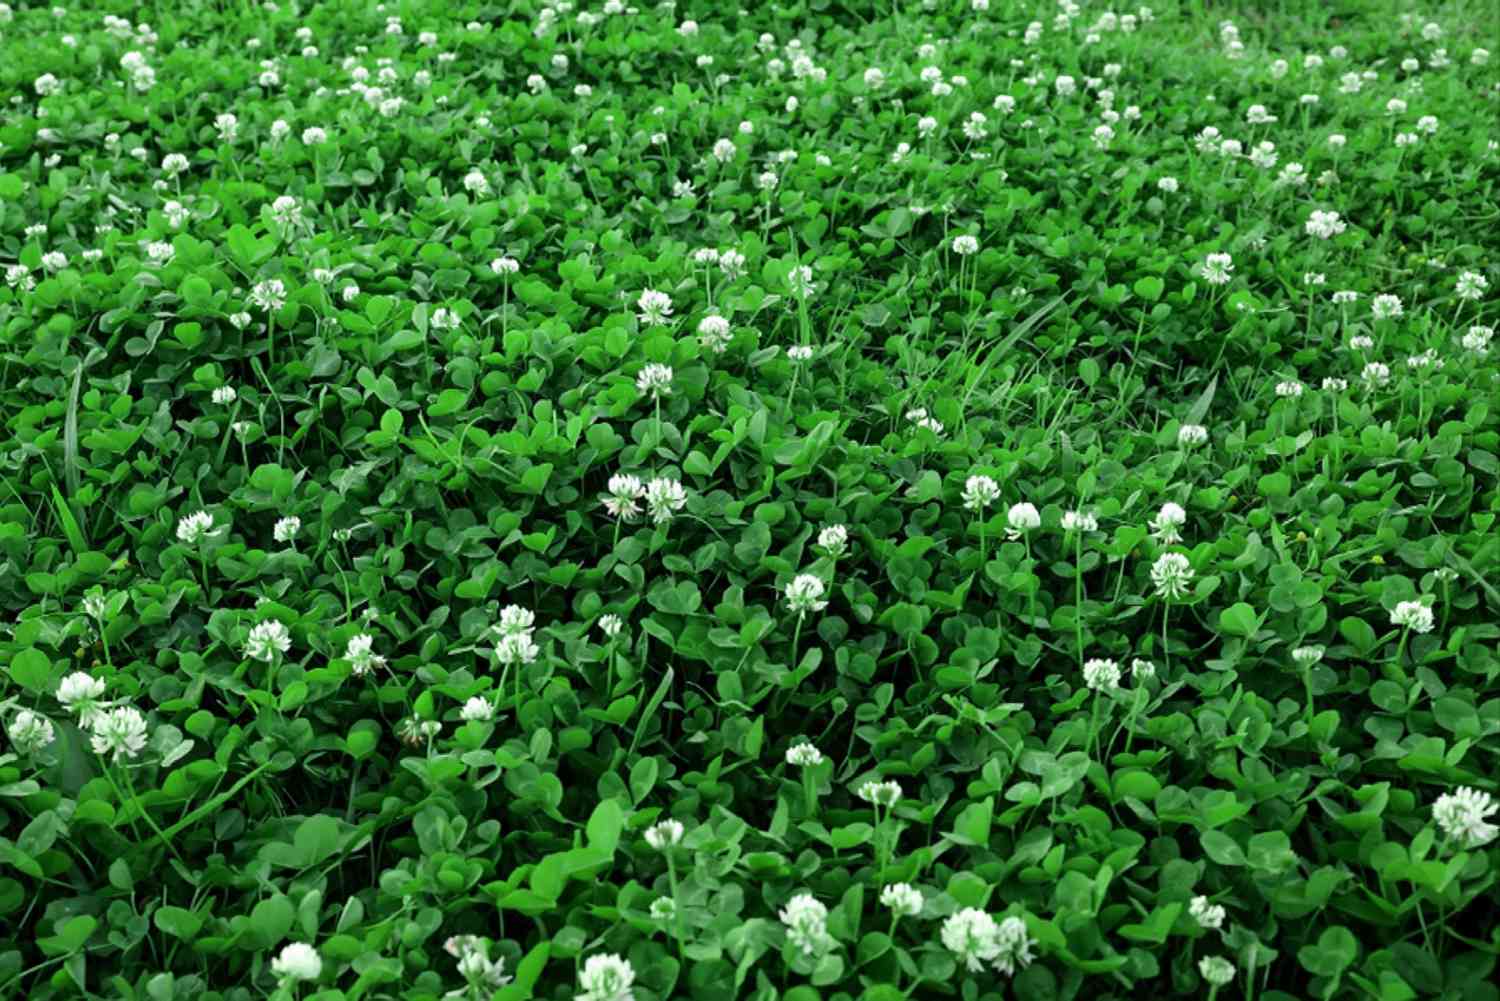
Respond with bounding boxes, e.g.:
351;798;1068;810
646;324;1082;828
154;906;204;941
1218;602;1262;638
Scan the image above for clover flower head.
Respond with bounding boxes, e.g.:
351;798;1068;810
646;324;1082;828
779;893;832;955
962;474;1001;511
644;819;685;850
1151;552;1194;599
1190;895;1226;929
1432;787;1499;848
271;942;322;982
578;954;636;1001
644;477;688;524
1391;599;1434;633
246;620;292;662
8;709;56;754
1083;657;1122;691
858;779;901;806
785;574;828;614
786;741;824;767
880;883;923;917
89;705;149;762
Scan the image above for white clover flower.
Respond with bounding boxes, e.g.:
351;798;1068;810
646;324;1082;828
1275;380;1305;398
1131;658;1156;680
495;631;540;667
857;779;901;806
211;385;237;405
599;614;624;639
636;289;674;326
1292;645;1325;666
1083;657;1122;691
1462;325;1494;354
490;256;520;275
271;942;323;982
1362;362;1391;386
786;266;817;299
786;741;824;767
650;897;677;921
719;249;746;279
645;819;685;850
246;620;292;662
89;705;149;762
1061;510;1099;532
1322;377;1349;392
1390;600;1434;633
458;697;493;722
962;474;1001;511
779;893;832;956
1189;895;1226;929
1371;294;1404;319
8;709;56;754
1177;424;1208;446
1433;787;1499;848
864;67;886;88
992;916;1034;976
1305;210;1346;239
1007;502;1041;533
578;955;635;1001
1455;271;1488;301
636;363;673;398
880;883;923;917
345;633;385;676
644;478;688;524
787;345;815;362
818;524;848;555
942;908;1000;972
177;510;217;544
1150;502;1186;544
57;672;109;728
1199;956;1235;986
498;606;535;637
1151;552;1194;599
273;515;301;542
41;251;68;272
1196;253;1233;285
711;138;737;162
952;234;980;256
250;279;287;313
602;474;645;520
785;574;828;614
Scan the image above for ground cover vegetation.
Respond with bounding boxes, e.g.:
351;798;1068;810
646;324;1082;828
2;0;1499;999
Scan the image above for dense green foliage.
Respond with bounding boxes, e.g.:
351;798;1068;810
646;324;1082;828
2;1;1499;1000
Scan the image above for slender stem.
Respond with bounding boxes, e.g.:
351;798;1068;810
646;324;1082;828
666;854;685;963
1074;532;1085;668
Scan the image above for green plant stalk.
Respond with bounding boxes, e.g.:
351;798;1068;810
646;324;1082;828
802;769;817;818
1161;601;1171;674
666;853;686;963
1074;532;1086;669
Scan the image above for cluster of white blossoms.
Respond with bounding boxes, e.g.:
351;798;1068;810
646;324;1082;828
784;573;829;615
1190;894;1227;929
941;909;1035;975
1083;657;1123;691
345;632;387;677
779;893;834;955
494;603;540;668
577;953;636;1001
245;620;292;662
1150;552;1194;599
1390;599;1435;633
443;935;512;992
1432;787;1498;848
644;818;685;851
600;472;689;524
